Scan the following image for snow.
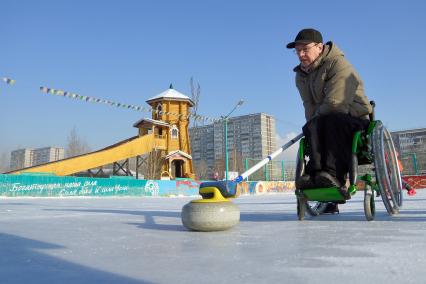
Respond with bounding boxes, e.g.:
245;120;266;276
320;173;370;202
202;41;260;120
146;88;194;106
1;191;426;283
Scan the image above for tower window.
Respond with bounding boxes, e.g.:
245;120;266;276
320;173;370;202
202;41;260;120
155;104;163;120
171;125;179;139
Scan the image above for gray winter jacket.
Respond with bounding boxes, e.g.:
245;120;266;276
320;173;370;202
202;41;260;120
294;42;372;121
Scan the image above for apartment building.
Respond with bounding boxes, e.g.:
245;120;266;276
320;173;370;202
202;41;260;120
10;147;65;171
190;113;276;179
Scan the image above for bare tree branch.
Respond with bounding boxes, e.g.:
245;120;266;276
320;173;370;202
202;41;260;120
140;149;164;179
190;76;201;127
0;152;10;173
194;160;210;180
65;127;91;158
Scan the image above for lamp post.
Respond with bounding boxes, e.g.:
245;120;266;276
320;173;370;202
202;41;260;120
224;99;244;181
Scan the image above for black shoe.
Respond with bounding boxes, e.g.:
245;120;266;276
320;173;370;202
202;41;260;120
322;202;339;214
296;174;315;189
314;171;341;188
338;186;351;200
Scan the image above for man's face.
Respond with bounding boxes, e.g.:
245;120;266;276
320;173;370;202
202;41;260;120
294;42;323;67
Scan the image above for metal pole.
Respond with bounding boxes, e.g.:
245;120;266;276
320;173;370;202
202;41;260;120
266;164;269;181
244;158;249;181
225;118;229;180
413;153;418;175
223;99;244;181
263;164;267;181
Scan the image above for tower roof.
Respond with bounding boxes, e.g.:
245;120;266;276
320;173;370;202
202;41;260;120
146;85;194;107
133;118;170;128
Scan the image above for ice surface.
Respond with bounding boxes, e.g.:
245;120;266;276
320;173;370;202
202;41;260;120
1;191;426;283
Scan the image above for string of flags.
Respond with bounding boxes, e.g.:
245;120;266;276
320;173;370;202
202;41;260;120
38;86;222;123
1;77;16;85
1;75;222;122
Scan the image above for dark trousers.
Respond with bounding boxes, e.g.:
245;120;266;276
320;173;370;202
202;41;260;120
302;113;370;184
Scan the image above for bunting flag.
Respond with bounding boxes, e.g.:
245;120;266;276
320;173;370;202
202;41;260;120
2;77;16;85
1;76;220;123
39;85;221;123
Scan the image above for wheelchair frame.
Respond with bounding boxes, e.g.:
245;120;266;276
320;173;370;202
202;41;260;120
295;118;403;221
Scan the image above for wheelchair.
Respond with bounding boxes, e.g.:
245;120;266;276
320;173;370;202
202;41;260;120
295;102;403;221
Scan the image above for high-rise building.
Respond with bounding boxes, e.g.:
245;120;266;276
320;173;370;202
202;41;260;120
10;149;33;171
9;147;65;171
32;147;65;166
391;128;426;175
190;113;277;179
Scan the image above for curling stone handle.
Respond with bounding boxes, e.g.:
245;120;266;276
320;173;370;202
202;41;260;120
199;181;238;198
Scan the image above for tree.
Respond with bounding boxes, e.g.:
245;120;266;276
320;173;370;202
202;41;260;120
194;160;210;180
65;127;91;158
213;158;226;180
0;152;9;173
140;149;164;179
231;150;245;174
189;76;201;127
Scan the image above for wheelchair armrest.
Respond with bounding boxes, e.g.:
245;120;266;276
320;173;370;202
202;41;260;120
369;100;375;122
354;130;374;165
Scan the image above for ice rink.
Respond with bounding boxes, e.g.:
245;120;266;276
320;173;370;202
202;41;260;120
1;190;426;284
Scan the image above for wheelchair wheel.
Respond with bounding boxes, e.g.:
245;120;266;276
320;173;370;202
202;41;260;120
363;184;375;221
384;127;403;208
371;121;401;215
297;196;306;220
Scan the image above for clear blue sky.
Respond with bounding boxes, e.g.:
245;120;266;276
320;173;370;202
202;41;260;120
1;0;425;160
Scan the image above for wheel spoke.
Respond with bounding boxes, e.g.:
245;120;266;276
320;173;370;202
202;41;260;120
372;121;402;215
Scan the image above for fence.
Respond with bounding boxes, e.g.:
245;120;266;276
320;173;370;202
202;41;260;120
401;152;426;175
0;173;199;197
0;173;296;197
244;158;296;181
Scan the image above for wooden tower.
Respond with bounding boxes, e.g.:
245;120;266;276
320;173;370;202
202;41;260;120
133;85;195;179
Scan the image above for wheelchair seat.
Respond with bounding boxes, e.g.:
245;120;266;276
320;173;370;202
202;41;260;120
296;101;377;202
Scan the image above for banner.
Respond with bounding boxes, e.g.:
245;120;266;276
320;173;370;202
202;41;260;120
0;173;294;197
403;175;426;189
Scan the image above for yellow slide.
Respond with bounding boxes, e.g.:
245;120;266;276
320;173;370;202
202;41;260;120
9;133;164;176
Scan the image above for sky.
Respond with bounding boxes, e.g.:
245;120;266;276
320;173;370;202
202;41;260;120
1;0;426;163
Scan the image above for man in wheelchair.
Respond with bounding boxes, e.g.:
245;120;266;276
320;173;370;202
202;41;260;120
287;28;372;199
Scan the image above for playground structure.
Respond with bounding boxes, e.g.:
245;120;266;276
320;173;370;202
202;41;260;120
8;85;195;180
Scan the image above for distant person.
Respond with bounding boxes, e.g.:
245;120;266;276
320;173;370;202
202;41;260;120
214;172;220;181
396;152;416;196
287;28;372;199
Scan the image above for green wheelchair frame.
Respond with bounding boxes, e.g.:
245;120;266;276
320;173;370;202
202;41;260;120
295;115;403;221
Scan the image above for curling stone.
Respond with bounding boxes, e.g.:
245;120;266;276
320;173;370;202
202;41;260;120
181;181;240;232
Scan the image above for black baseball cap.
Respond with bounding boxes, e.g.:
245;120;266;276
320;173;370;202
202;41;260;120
286;28;323;49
